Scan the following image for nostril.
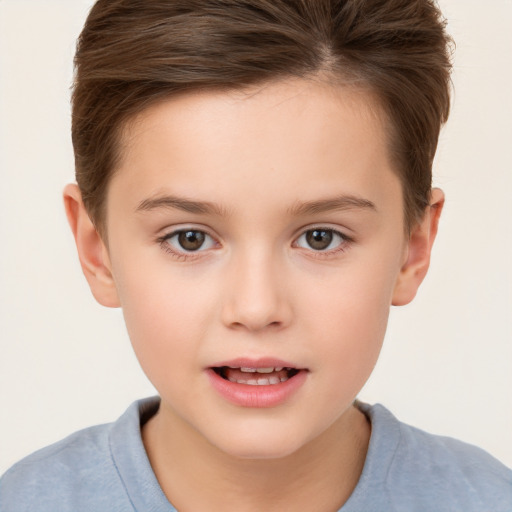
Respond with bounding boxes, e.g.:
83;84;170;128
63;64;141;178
228;320;282;331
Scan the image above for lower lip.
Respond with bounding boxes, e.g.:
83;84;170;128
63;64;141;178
206;369;308;408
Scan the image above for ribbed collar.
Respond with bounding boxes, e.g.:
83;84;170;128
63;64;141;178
109;396;177;512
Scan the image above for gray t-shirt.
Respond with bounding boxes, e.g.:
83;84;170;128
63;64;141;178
1;397;511;511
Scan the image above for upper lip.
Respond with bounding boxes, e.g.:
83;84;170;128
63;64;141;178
209;357;305;370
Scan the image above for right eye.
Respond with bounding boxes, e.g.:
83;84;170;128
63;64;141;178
161;229;216;253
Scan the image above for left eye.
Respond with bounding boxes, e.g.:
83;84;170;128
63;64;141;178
295;229;345;251
164;230;216;252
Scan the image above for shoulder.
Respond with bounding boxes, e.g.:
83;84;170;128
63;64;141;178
393;417;512;503
0;424;116;512
356;402;512;512
0;400;151;512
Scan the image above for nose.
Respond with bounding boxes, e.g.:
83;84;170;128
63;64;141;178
221;247;293;332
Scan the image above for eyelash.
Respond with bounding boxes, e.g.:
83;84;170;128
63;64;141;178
293;227;353;258
157;227;353;261
157;229;217;261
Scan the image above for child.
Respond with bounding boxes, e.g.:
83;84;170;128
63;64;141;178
1;0;511;510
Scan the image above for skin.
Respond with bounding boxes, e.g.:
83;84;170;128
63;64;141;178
64;79;443;511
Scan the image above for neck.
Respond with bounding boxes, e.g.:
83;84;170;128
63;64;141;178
142;403;370;512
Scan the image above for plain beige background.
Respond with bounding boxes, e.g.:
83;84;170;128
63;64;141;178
1;0;511;475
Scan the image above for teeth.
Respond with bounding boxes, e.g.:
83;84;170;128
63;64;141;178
229;376;285;386
239;367;284;374
256;367;274;374
223;366;295;385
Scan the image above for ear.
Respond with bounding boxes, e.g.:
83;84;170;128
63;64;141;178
392;188;444;306
63;184;120;308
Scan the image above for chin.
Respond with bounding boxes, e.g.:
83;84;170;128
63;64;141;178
222;442;303;460
208;425;315;460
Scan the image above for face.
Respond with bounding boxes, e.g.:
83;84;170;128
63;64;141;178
103;80;409;458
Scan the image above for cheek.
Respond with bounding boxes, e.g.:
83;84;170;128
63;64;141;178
112;258;217;382
298;255;399;384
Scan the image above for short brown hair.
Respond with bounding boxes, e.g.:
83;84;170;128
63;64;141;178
72;0;453;232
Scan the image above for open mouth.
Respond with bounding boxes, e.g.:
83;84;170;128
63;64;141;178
212;366;300;386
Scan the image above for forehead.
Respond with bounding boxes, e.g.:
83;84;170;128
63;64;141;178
109;79;400;220
120;79;387;160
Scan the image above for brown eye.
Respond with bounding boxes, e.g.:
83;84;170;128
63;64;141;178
306;230;333;250
162;229;216;254
177;230;206;251
296;228;345;252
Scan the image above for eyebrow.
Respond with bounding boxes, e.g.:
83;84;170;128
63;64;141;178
135;195;229;216
287;195;377;216
135;193;376;217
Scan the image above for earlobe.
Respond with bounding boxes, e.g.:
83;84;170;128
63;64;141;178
63;184;120;308
392;188;444;306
